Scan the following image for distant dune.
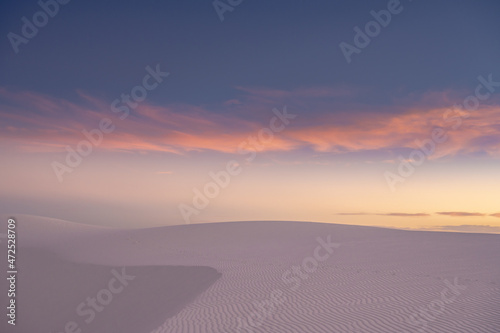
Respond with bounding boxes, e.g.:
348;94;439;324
1;215;499;332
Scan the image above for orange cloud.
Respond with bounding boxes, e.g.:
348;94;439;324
288;106;500;158
1;87;500;158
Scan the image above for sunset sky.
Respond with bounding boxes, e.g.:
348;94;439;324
1;0;499;231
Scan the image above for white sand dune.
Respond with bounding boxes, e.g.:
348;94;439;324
1;215;499;332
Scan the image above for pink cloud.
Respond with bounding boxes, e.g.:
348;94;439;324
1;87;500;158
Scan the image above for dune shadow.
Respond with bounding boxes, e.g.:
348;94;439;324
0;248;221;333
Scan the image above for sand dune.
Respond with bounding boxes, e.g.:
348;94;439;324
1;248;220;333
1;215;499;332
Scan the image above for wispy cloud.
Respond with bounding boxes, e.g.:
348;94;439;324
339;212;500;218
337;212;430;217
382;213;431;217
436;212;486;217
1;87;500;158
421;225;500;234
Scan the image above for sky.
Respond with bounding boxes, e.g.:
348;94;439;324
1;0;500;231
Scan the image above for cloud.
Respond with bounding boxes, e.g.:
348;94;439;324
436;212;486;217
381;213;431;217
1;87;500;158
339;212;500;218
423;225;500;234
0;88;291;155
337;212;430;217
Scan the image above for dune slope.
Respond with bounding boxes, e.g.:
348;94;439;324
1;215;499;332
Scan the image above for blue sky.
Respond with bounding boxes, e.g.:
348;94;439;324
2;0;499;106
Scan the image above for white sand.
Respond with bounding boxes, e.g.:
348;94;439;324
1;215;499;332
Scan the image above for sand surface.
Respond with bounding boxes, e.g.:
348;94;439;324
1;215;499;332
